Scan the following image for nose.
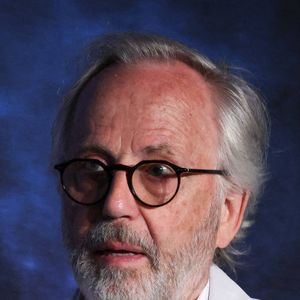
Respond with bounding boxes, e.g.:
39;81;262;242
101;170;141;220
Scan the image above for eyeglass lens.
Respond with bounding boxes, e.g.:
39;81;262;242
61;160;179;206
132;162;178;205
62;160;110;204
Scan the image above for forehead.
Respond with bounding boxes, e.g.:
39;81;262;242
78;60;213;107
71;60;219;164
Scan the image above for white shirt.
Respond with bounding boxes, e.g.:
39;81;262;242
196;281;209;300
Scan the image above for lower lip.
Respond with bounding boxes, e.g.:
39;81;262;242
93;252;146;266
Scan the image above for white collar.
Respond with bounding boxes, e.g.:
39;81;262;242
196;280;210;300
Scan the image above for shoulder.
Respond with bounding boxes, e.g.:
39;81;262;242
209;265;259;300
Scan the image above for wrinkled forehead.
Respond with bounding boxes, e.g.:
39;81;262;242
74;61;218;123
69;61;220;160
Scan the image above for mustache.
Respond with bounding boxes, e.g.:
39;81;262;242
76;222;160;269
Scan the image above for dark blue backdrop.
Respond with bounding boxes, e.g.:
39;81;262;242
1;1;299;299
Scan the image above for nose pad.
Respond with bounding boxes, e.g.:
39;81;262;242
101;170;140;220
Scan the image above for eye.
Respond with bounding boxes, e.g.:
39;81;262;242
83;160;105;172
142;163;174;178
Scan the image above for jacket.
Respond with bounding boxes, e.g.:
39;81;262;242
209;265;258;300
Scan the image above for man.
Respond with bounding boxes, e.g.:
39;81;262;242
52;32;269;299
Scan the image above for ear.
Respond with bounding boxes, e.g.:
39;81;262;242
216;189;250;248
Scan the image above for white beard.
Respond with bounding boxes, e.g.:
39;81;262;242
63;200;220;300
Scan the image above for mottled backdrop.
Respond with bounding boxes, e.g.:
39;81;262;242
0;1;299;299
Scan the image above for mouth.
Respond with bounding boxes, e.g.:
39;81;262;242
92;241;147;266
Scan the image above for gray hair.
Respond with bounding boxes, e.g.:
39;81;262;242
52;32;269;269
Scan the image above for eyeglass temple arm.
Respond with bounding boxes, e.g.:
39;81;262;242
179;168;228;176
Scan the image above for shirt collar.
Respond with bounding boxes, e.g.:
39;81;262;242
196;280;210;300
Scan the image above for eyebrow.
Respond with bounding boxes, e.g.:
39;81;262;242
142;144;175;156
75;143;176;163
76;144;116;163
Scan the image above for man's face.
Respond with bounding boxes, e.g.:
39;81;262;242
62;61;222;300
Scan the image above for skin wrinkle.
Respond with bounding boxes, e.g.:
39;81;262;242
69;62;217;164
63;61;223;299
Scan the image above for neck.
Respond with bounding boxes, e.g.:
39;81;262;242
178;270;209;300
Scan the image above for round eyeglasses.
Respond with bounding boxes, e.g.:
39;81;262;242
54;159;227;207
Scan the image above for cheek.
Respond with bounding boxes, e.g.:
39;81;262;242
62;199;99;245
142;203;203;250
142;177;217;249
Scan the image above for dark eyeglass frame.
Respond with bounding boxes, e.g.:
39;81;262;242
54;158;227;208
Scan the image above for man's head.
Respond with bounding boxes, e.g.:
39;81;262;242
53;33;269;299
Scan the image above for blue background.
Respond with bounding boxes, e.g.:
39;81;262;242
0;1;299;299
